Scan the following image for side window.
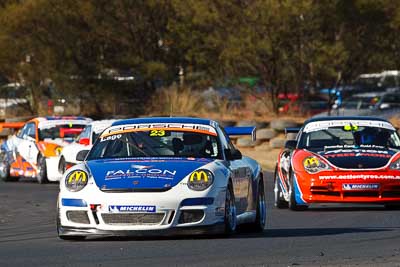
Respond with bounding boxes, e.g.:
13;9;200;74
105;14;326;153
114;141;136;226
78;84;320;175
218;126;237;152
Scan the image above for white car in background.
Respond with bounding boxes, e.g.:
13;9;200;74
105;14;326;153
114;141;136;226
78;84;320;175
58;120;115;174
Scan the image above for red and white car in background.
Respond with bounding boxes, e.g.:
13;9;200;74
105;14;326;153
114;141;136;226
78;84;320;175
58;120;116;174
1;116;92;183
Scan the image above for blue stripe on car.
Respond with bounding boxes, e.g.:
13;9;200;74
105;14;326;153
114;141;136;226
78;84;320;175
62;198;87;207
293;174;307;205
181;198;214;206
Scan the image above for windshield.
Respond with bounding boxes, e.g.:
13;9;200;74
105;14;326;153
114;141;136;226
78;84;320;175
298;126;400;151
87;129;222;160
38;124;86;141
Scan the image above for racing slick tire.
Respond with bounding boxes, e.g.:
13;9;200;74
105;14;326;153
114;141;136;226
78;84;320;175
36;156;49;184
224;181;237;235
274;167;287;209
250;180;266;232
288;172;308;211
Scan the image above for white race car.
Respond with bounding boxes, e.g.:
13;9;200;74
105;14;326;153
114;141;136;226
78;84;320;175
1;116;92;183
57;117;266;239
58;120;116;174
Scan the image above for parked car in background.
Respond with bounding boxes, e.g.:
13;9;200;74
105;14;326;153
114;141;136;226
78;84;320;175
57;117;266;239
0;116;92;183
58;119;115;173
314;91;400;118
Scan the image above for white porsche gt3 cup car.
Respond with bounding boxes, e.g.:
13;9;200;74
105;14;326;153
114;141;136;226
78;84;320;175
57;117;266;239
58;119;116;174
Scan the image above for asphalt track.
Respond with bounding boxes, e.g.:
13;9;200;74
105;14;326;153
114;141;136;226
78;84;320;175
1;172;400;267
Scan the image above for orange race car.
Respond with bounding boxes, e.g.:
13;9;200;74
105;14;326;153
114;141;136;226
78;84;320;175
274;116;400;210
0;116;92;183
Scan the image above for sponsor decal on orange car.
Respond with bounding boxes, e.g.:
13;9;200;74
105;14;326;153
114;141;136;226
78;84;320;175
319;174;400;180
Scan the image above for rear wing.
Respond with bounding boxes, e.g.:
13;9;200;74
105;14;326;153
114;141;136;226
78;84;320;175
0;122;25;131
285;127;300;134
224;126;256;141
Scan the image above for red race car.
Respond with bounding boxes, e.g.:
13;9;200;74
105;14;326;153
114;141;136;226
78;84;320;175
274;116;400;210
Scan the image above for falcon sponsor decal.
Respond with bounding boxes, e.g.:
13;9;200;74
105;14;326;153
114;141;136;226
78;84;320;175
342;183;380;190
319;174;400;180
105;165;177;180
108;205;156;213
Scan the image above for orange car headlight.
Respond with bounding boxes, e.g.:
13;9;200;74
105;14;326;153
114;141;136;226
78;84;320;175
303;156;330;174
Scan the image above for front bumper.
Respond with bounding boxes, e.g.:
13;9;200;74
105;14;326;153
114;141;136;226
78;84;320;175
295;171;400;204
58;183;227;236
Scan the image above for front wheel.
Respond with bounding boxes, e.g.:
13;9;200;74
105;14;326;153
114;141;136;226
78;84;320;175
288;173;308;211
37;156;49;184
58;156;66;174
224;182;237;235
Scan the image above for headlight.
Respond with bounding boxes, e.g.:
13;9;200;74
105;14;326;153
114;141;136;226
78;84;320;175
187;169;214;191
303;156;330;174
65;170;88;192
390;158;400;170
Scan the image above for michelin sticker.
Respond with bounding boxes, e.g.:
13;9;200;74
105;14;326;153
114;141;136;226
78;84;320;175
342;183;380;190
109;205;156;213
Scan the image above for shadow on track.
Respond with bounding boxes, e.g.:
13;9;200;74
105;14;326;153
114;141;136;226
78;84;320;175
60;227;393;242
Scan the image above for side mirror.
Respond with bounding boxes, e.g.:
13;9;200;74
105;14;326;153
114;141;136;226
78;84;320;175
79;137;90;146
284;140;297;150
225;148;242;160
76;150;90;162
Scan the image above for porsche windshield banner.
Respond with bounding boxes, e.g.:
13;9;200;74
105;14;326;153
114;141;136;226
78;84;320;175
304;120;395;133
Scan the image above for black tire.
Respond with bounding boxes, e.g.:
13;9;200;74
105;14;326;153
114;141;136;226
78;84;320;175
384;203;400;210
274;168;287;209
288;173;308;211
58;157;66;174
224;182;237;235
37;156;49;184
251;180;267;232
0;161;18;182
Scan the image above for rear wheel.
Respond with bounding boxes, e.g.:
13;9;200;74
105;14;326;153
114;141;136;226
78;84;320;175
288;173;308;211
0;161;18;182
224;182;237;235
274;167;287;209
36;156;49;184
